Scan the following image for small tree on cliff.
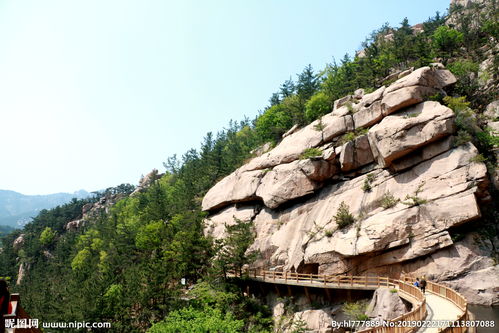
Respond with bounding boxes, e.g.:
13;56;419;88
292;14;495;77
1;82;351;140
213;218;259;278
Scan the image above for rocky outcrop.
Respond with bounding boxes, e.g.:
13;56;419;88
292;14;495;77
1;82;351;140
256;159;336;209
339;135;374;172
366;288;408;320
368;101;455;167
13;234;25;251
203;65;497;305
444;266;499;306
130;169;163;196
65;192;127;232
16;262;28;285
291;309;333;333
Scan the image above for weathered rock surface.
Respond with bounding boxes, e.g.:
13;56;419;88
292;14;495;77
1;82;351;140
381;67;456;115
366;288;408;320
368;101;455;167
256;161;319;209
202;168;265;211
381;86;438;115
202;65;496;305
383;67;456;94
205;205;258;239
353;100;383;129
339;135;374;172
292;309;333;333
130;169;162;196
13;234;25;251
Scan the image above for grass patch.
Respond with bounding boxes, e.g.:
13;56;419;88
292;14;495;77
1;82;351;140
403;111;422;118
339;128;369;145
299;148;322;160
469;154;486;163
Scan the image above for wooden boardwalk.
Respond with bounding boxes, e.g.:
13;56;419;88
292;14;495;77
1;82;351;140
236;270;469;333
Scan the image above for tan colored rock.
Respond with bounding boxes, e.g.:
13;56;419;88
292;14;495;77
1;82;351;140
368;101;455;167
353;100;383;129
484;100;499;120
339;135;374;172
381;86;438;115
300;159;337;182
283;124;300;138
332;105;352;117
248;144;487;273
396;233;498;305
366;287;408;320
292;309;333;333
359;86;385;108
250;142;273;157
65;219;85;231
16;262;28;285
322;114;353;141
444;266;499;306
384;67;456;94
256;159;335;209
204;205;258;239
390;136;454;172
380;67;456;115
354;88;365;99
243;115;350;172
322;146;336;161
202;168;264;211
202;65;493;304
13;234;25;251
333;95;353;111
339;141;355;172
397;67;414;79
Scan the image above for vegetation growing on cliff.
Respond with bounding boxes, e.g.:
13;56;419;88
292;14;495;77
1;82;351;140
0;1;498;331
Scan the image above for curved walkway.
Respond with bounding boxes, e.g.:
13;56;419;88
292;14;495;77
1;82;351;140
237;270;469;333
419;293;462;333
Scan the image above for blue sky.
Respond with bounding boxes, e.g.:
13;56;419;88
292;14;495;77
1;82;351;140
0;0;450;195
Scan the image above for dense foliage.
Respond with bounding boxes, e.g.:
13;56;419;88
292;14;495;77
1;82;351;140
0;2;497;332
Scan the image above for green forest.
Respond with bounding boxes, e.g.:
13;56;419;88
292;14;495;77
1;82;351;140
0;2;498;332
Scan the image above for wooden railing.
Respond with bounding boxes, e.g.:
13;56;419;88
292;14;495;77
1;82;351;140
400;275;469;333
238;269;427;333
248;269;397;288
356;281;426;333
428;281;468;333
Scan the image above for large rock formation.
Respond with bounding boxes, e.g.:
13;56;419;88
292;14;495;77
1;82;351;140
203;66;498;305
366;288;409;320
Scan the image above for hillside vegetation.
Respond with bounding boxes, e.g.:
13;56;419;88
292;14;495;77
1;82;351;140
0;1;497;332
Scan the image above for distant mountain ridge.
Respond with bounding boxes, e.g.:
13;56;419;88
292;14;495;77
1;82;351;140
0;189;90;228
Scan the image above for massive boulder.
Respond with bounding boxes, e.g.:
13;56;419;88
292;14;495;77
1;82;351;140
368;101;455;167
202;168;265;211
366;288;408;320
202;65;496;305
256;159;336;209
380;67;456;115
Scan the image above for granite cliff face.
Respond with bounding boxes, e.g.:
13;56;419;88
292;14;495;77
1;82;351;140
202;66;498;306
